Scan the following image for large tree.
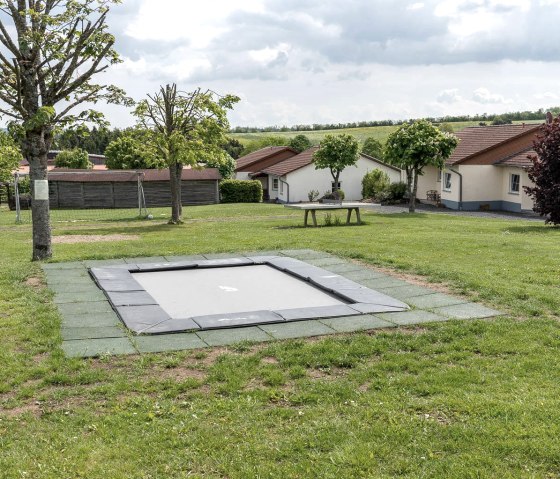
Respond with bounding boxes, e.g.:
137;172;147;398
134;84;239;224
313;133;359;195
105;135;154;170
385;120;458;213
361;137;384;160
525;115;560;225
0;0;128;259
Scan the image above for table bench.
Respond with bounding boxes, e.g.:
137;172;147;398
284;202;364;227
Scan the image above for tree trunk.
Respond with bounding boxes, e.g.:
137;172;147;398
169;162;183;224
409;169;419;213
24;131;52;260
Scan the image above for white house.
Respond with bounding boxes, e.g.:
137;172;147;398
257;147;403;203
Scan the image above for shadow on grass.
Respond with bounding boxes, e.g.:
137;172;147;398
274;222;369;230
504;225;559;234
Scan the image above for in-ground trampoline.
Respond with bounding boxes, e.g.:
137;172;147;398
89;256;409;334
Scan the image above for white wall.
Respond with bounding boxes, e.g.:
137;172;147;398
277;156;402;203
235;172;252;181
416;165;441;200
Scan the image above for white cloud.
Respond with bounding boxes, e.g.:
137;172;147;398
407;2;425;10
437;89;463;103
472;87;512;104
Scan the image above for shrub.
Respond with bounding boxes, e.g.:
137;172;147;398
105;136;153;170
308;189;320;202
361;169;390;199
320;189;345;202
220;179;263;203
54;148;92;169
378;181;407;203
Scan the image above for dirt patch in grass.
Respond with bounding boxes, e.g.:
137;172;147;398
25;277;44;288
158;367;207;381
52;234;139;244
0;402;42;418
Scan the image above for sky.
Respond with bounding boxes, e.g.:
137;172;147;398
10;0;560;128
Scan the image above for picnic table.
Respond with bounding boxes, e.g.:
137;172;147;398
284;202;365;227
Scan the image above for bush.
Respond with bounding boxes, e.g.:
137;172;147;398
105;136;153;170
361;169;390;199
54;148;92;169
220;179;263;203
320;189;345;202
308;189;320;202
378;182;407;203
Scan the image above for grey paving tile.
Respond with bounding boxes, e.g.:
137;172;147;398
247;255;281;263
432;303;502;320
266;257;307;271
89;267;132;281
202;253;249;260
61;311;121;328
338;289;409;309
406;293;468;309
61;326;126;340
359;277;409;289
305;257;348;267
241;250;283;258
135;261;198;272
377;310;448;325
197;258;254;267
62;338;137;358
374;284;437;300
320;315;396;333
139;318;200;334
164;254;206;262
106;291;157;307
259;320;336;340
283;265;331;280
341;269;387;282
54;290;107;304
275;304;359;321
323;263;364;274
135;333;207;353
116;305;170;333
57;301;113;316
197;327;273;346
193;310;283;329
96;278;143;292
309;275;364;292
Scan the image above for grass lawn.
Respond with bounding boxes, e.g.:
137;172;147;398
1;203;559;478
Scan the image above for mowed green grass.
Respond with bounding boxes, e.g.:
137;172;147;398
231;120;535;145
1;203;560;478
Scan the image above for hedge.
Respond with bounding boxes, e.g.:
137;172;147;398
220;179;263;203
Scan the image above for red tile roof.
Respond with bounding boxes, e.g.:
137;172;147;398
494;148;536;169
47;168;221;182
447;123;540;165
236;146;297;171
261;147;319;176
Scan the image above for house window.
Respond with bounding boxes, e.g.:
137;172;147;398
331;181;342;192
272;178;278;191
510;173;520;194
443;173;452;191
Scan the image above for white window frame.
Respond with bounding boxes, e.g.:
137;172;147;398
509;173;520;194
272;178;278;191
443;172;452;191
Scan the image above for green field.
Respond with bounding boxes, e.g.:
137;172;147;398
1;204;559;478
231;120;535;145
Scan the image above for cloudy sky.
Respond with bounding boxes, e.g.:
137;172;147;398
87;0;560;127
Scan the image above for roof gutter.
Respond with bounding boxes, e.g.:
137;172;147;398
448;167;463;210
279;177;290;203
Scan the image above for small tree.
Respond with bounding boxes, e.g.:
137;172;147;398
525;116;560;225
105;136;153;170
385;120;458;213
313;134;359;195
0;131;21;183
0;0;129;259
362;169;390;199
54;149;91;169
134;84;239;224
289;134;312;153
361;137;384;160
202;155;236;179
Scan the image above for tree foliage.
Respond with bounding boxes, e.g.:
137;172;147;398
0;0;129;259
289;134;313;153
525;116;560;225
54;148;91;169
202;155;236;179
0;130;21;183
361;137;384;160
134;84;239;223
313;134;359;192
385;120;458;212
105;136;154;170
222;137;244;159
361;169;390;199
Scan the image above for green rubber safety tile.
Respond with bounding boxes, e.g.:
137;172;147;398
164;254;206;262
406;293;468;309
341;269;388;282
374;284;436;301
241;251;283;258
305;257;348;267
61;326;126;340
47;282;100;294
62;338;137;358
57;301;113;316
61;311;121;328
44;269;90;280
197;327;273;347
42;261;85;271
46;275;93;287
83;259;127;268
359;277;409;289
135;333;207;353
322;263;364;274
54;290;107;304
431;303;502;320
259;320;336;340
280;249;332;260
377;310;448;325
319;315;396;333
124;256;168;264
